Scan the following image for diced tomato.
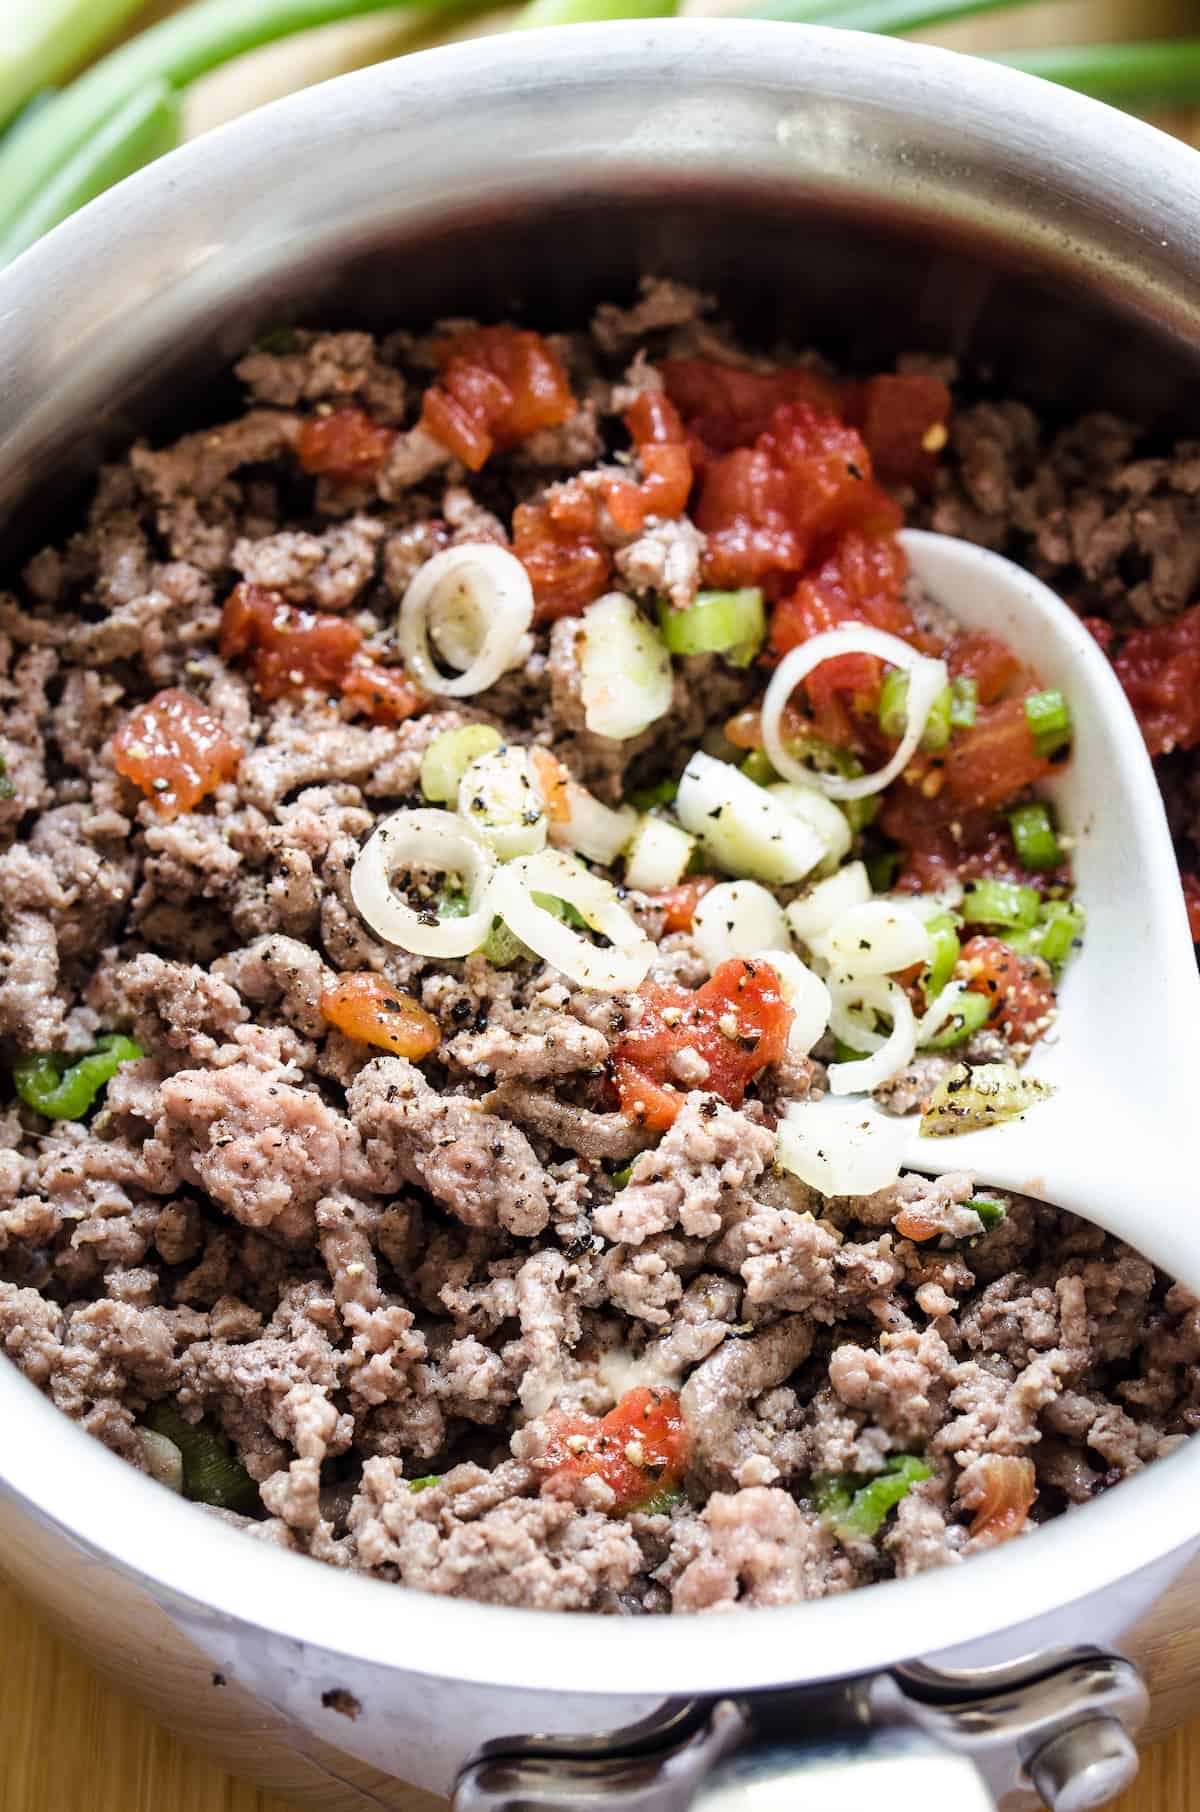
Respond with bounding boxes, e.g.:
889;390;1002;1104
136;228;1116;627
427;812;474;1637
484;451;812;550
419;325;576;471
1183;871;1200;944
319;973;440;1058
661;357;844;459
1111;601;1200;757
959;934;1056;1049
695;402;901;591
339;657;425;725
295;406;395;485
541;1387;688;1512
843;373;952;490
960;1455;1037;1546
938;693;1056;814
604;392;693;535
220;583;362;700
769;531;914;746
613;957;793;1132
111;688;242;819
648;876;716;935
512;481;612;623
947;629;1023;705
1082;615;1116;655
529;746;571;822
882;789;1053;895
220;583;423;723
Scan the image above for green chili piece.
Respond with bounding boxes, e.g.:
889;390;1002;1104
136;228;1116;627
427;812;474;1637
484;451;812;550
610;1163;634;1190
949;676;978;729
960;878;1041;930
968;1195;1007;1229
920;987;990;1050
627;776;680;812
408;1474;441;1492
142;1401;259;1514
837;1456;931;1540
922;912;960;1002
13;1033;143;1121
1008;802;1061;872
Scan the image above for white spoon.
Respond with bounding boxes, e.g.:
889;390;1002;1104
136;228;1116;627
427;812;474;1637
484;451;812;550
892;529;1200;1290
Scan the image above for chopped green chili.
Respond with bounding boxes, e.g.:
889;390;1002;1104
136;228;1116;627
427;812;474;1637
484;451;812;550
1025;688;1072;758
627;776;680;812
920;987;990;1049
142;1401;259;1514
656;588;765;666
815;1455;932;1541
1008;802;1061;871
960;878;1041;931
610;1163;634;1190
968;1195;1007;1229
408;1474;441;1492
13;1033;143;1121
922;912;960;1002
1004;899;1086;972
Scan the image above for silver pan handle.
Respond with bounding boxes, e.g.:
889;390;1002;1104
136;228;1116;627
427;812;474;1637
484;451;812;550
690;1727;994;1812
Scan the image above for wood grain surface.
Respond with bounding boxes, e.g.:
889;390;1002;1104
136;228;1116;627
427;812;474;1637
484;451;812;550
4;3;1200;1809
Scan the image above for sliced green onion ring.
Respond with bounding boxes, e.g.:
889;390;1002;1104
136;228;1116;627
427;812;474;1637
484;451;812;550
961;878;1041;930
420;723;503;803
762;627;948;801
826;975;917;1095
489;848;654;991
398;543;533;697
656;587;765;664
1008;801;1062;871
1025;687;1073;756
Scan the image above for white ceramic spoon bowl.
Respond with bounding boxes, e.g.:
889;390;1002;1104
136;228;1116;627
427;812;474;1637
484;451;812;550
893;529;1200;1289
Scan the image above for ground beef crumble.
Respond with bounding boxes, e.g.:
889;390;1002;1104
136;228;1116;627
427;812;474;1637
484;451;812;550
0;285;1195;1614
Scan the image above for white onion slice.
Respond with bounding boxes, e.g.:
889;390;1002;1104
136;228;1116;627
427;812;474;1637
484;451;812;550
761;627;948;801
776;1097;912;1196
756;949;831;1056
675;752;825;885
767;782;852;867
351;808;496;957
579;593;674;740
825;900;931;978
398;544;534;697
624;815;696;892
786;862;871;949
489;849;654;991
692;880;790;972
457;744;548;861
549;782;638;867
826;975;917;1095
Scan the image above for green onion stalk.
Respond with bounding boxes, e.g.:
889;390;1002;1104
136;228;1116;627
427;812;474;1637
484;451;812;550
1;0;149;129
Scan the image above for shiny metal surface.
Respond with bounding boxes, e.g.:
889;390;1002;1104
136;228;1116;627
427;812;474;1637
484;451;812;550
1028;1720;1141;1812
1;21;1200;1809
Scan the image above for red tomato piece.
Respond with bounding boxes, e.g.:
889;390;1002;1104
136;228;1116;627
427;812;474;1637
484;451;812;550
319;973;440;1058
295;406;395;484
541;1387;688;1512
613;958;793;1132
512;481;612;623
604;392;693;535
769;531;914;745
1182;871;1200;944
947;629;1024;705
339;657;426;724
843;373;952;490
661;357;844;458
938;693;1056;814
1111;601;1200;757
961;1455;1037;1546
648;876;716;934
220;583;363;701
959;934;1056;1049
695;402;901;590
111;688;242;819
420;325;576;471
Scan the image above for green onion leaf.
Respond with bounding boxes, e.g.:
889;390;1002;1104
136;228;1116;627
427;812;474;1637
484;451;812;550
1008;802;1062;872
420;723;503;803
816;1455;932;1541
408;1474;441;1492
13;1033;143;1121
879;670;952;752
1033;899;1086;970
1025;688;1072;758
610;1162;634;1190
961;878;1041;930
638;1485;685;1515
968;1195;1007;1229
1;0;148;131
949;675;977;730
142;1401;258;1514
656;588;765;666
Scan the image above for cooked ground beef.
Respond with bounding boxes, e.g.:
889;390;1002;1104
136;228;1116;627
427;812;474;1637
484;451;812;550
1;282;1196;1614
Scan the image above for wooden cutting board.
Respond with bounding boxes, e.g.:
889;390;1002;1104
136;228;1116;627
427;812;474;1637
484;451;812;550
5;4;1200;1808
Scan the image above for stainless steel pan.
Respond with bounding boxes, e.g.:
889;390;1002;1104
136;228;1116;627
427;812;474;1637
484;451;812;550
2;24;1199;1810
